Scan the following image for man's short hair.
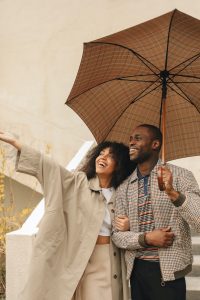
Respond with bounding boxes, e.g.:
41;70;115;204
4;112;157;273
138;124;163;151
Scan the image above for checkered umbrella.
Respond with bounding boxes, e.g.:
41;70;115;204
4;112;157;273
66;9;200;162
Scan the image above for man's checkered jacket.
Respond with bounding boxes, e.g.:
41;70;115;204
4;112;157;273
112;162;200;281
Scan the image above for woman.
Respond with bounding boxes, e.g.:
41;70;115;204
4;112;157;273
0;132;134;300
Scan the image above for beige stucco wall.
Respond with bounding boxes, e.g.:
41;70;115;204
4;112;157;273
4;176;42;212
0;0;199;192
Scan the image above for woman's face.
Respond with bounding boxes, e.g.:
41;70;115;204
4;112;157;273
95;147;117;177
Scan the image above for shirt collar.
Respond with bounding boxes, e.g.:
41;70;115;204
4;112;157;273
137;168;149;180
130;159;162;183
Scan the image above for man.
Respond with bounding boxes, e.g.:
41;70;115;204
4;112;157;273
112;124;200;300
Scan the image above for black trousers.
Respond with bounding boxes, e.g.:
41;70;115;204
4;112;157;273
130;259;186;300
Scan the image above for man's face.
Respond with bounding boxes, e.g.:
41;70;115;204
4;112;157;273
129;126;155;163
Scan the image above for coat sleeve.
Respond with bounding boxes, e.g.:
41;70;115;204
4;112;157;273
15;145;75;211
112;183;142;250
174;167;200;232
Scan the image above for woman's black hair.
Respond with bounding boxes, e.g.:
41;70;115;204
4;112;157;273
80;141;135;188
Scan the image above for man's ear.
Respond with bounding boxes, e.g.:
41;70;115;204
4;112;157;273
152;140;160;151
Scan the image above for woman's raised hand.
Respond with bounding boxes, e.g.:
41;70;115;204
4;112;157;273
0;131;22;150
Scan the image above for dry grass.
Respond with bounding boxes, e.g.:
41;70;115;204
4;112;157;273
0;148;32;297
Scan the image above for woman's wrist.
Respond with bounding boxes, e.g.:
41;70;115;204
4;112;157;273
12;140;22;151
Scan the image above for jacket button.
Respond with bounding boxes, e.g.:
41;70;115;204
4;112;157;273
113;252;117;256
111;209;115;213
113;274;117;279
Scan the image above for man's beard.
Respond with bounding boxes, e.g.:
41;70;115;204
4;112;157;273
130;151;151;164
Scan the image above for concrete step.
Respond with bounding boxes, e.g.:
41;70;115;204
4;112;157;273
192;237;200;255
191;228;200;237
186;235;200;300
186;277;200;300
187;290;200;300
188;255;200;277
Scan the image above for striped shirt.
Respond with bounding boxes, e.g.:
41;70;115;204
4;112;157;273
136;169;159;261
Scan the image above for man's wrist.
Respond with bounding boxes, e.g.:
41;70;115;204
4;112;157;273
172;192;186;207
166;189;186;206
166;188;180;201
138;233;150;248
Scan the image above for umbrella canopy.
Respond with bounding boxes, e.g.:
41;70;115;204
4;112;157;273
66;9;200;162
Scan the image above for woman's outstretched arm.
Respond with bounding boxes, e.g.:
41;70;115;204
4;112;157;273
0;131;22;151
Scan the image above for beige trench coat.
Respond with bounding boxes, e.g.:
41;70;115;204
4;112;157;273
16;145;129;300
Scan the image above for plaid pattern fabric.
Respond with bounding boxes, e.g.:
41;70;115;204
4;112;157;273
66;10;200;162
112;162;200;281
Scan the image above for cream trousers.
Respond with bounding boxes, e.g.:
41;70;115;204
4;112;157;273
72;244;112;300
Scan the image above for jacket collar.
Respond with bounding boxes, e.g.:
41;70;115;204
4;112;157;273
88;176;117;194
130;159;162;183
88;176;102;191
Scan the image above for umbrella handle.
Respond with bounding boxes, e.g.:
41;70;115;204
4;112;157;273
159;96;166;191
157;165;166;191
161;97;166;164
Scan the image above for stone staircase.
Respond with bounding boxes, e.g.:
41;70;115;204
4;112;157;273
186;233;200;300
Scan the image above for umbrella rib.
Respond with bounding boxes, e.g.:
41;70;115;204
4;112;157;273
89;41;160;75
102;80;161;141
119;74;159;82
67;76;159;103
169;52;200;74
168;78;200;113
119;78;157;83
120;74;157;77
167;83;192;102
171;81;200;83
132;81;162;103
164;9;176;70
170;74;200;81
67;78;116;102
